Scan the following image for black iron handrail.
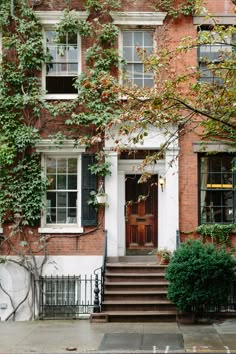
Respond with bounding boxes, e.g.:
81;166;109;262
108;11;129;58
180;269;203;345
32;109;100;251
93;229;107;313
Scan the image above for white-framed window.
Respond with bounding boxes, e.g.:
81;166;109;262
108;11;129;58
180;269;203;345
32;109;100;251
198;28;236;83
45;30;79;95
46;156;79;225
110;12;167;89
35;11;87;100
36;140;97;233
121;30;154;87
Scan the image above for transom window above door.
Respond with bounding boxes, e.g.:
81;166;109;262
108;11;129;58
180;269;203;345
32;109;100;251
122;30;154;87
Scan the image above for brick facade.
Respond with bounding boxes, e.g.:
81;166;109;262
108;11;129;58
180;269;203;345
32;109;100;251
1;0;236;255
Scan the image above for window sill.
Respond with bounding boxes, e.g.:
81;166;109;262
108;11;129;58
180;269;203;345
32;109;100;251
38;226;84;234
45;94;78;100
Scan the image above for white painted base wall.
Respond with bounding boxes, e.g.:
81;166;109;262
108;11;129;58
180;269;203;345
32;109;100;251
0;255;102;321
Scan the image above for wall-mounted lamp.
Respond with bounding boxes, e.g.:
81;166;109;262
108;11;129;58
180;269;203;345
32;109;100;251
159;176;165;192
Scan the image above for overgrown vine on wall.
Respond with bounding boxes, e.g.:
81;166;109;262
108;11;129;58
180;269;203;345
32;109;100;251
0;0;50;227
147;0;202;17
0;0;122;320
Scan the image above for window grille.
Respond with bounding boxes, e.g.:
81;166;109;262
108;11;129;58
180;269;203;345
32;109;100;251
122;30;154;87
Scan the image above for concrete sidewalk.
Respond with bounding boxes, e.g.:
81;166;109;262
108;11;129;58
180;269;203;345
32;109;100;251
1;318;236;353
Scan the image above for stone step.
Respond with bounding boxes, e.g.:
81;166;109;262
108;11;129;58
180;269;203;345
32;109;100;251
105;272;167;282
102;300;176;312
103;300;173;305
106;263;167;274
105;281;168;291
91;310;177;323
104;290;168;301
107;256;157;263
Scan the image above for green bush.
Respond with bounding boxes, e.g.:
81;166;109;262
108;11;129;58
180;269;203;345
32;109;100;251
165;239;236;313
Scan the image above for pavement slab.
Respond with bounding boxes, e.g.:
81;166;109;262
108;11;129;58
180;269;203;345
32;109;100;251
1;319;236;353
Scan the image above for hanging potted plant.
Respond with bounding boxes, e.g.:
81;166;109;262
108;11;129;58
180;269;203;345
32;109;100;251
95;182;108;205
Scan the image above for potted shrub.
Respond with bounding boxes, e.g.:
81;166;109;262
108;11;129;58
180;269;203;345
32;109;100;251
149;248;172;264
156;249;172;264
165;239;236;323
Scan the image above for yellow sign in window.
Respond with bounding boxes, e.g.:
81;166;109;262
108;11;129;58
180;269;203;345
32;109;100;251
207;184;232;188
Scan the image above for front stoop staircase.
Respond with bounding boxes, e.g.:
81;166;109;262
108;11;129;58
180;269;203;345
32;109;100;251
91;256;177;322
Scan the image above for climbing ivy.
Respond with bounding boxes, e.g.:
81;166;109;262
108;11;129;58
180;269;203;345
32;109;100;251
0;0;50;226
148;0;201;17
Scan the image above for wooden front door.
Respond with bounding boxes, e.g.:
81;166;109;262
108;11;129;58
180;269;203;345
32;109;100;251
125;174;157;254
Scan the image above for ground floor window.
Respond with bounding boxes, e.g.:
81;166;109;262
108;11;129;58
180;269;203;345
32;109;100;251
41;153;97;229
199;154;236;224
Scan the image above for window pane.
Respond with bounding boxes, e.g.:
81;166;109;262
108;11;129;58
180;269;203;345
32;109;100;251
46;31;55;43
123;31;132;46
46;77;77;94
68;33;77;44
144;31;153;46
134;32;143;46
68;208;77;223
48;46;57;61
50;208;56;223
68;63;78;74
133;78;143;86
123;47;133;61
57;192;66;207
68;175;77;189
134;64;143;77
46;158;56;173
68;47;78;61
144;78;154;87
48;175;56;189
57;208;66;223
57;159;66;173
68;159;77;173
68;192;77;207
57;175;66;189
47;192;56;208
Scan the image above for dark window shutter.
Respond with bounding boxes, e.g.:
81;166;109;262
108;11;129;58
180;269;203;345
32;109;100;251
81;154;97;226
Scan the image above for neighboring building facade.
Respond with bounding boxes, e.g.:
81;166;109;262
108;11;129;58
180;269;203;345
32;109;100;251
0;0;235;320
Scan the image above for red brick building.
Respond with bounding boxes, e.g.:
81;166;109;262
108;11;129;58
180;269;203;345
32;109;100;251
0;0;235;320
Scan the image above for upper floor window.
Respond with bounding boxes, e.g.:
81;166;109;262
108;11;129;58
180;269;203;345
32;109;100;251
199;154;236;224
198;28;236;84
45;30;79;95
122;30;154;87
35;11;87;100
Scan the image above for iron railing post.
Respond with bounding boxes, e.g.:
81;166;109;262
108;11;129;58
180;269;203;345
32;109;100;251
93;273;100;313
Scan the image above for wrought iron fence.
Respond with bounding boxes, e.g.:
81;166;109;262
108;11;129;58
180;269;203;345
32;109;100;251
36;274;101;319
191;296;236;314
